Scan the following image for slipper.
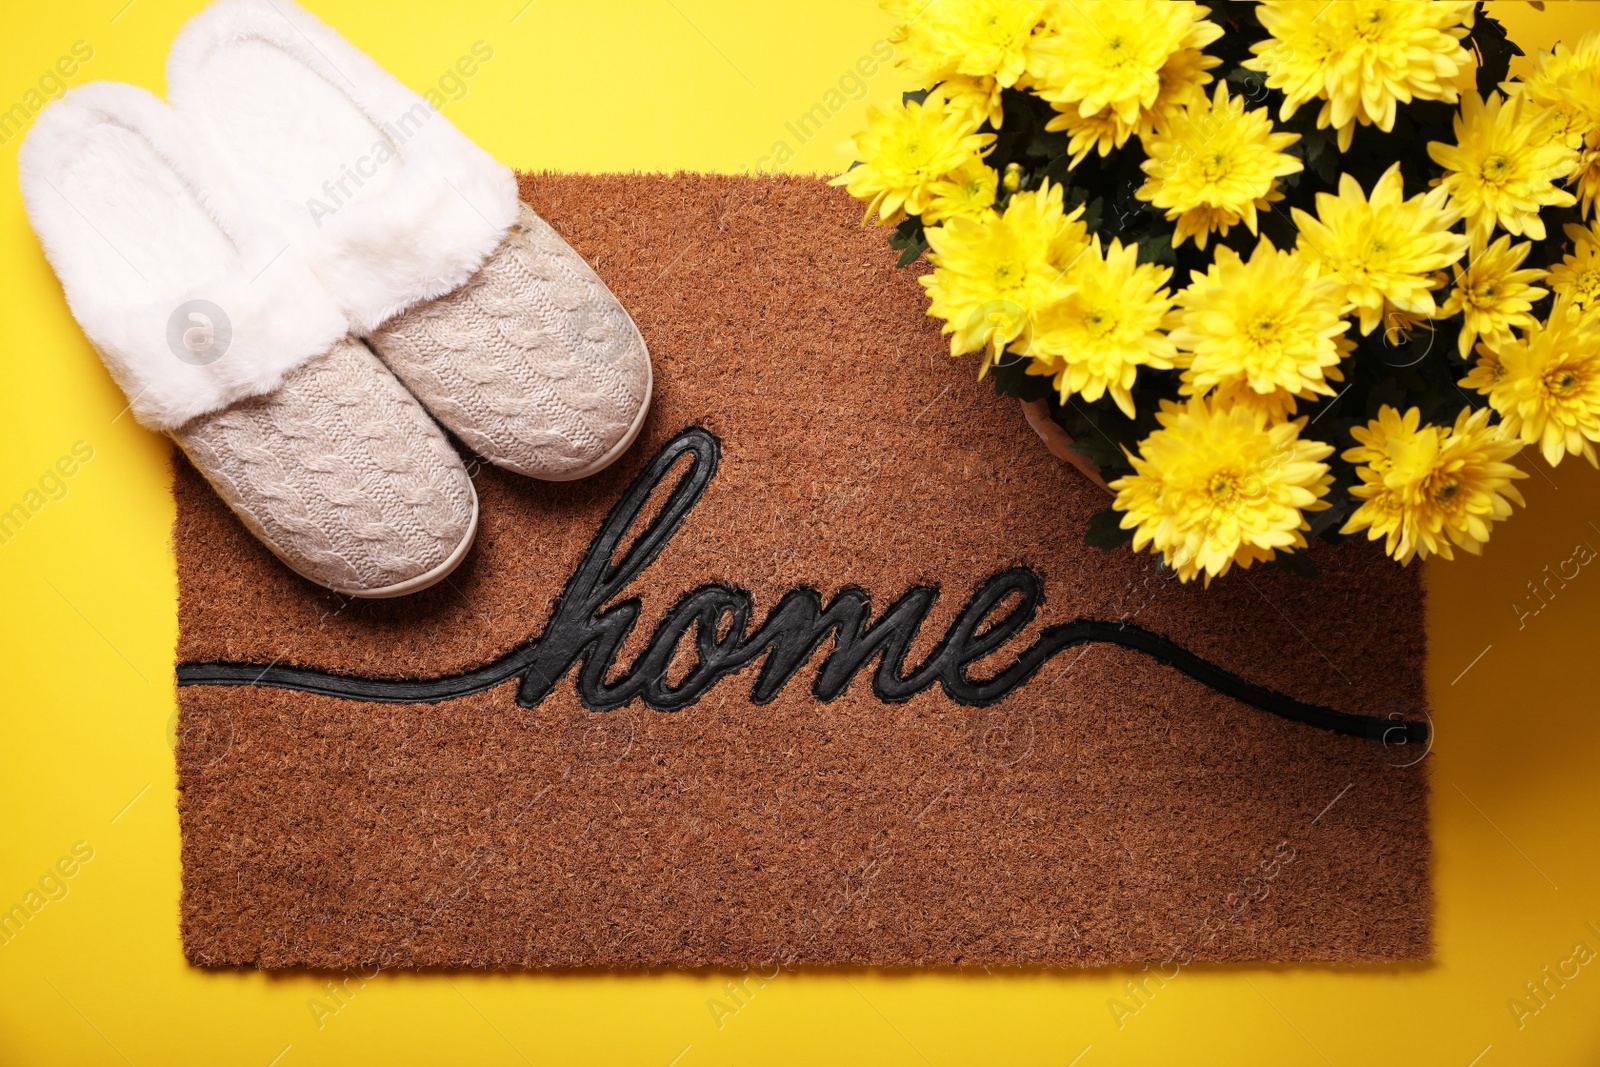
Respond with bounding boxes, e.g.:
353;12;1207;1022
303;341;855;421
167;0;653;480
19;82;478;598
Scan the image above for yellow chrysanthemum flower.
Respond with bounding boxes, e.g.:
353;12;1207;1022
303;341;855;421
1428;92;1576;248
884;0;1050;97
1138;45;1223;138
1029;0;1222;129
831;90;995;226
939;74;1007;130
923;159;999;224
1506;31;1600;153
1291;163;1470;336
1508;31;1600;216
920;179;1090;371
1136;81;1303;249
1547;222;1600;308
1195;378;1333;423
1048;107;1130;169
1022;236;1177;417
1463;296;1600;466
1341;405;1526;563
1169;237;1351;415
1460;348;1506;393
1109;397;1334;584
882;0;942;65
1378;299;1440;355
1246;1;1475;152
1044;41;1222;165
1438;236;1548;359
1570;143;1600;221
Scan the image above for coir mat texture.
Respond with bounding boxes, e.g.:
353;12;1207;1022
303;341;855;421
173;173;1431;970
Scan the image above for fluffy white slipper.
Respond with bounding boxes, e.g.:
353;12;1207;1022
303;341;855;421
19;81;342;430
20;83;478;597
167;0;654;481
165;0;519;337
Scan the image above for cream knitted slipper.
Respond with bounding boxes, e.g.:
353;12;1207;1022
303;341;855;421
166;0;653;480
20;83;477;598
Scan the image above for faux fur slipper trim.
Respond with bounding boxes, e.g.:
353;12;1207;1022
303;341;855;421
166;0;520;336
18;83;348;432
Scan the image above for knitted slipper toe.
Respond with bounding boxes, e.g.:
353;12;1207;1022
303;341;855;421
173;338;479;597
369;204;654;480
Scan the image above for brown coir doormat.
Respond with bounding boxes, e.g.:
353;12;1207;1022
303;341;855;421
173;173;1432;970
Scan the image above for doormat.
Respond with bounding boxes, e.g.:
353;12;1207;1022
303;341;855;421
173;173;1431;970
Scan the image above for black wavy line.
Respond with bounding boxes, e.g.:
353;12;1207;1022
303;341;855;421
175;621;1427;745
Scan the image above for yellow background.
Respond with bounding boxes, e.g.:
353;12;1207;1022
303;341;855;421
2;2;1598;1063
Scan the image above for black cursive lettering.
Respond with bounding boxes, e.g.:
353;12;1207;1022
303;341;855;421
177;427;1428;745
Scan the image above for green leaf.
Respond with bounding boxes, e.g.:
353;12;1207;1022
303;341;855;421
1305;501;1348;541
1305;139;1339;183
1027;129;1068;159
1042;153;1075;188
1059;428;1126;472
887;214;929;267
892;214;922;239
1135;231;1175;266
895;241;926;267
1224;67;1263;88
1083;196;1105;233
1084;507;1135;551
989;354;1054;402
1470;7;1523;98
887;222;929;267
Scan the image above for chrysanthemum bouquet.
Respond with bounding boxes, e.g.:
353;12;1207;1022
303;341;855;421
837;0;1600;584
